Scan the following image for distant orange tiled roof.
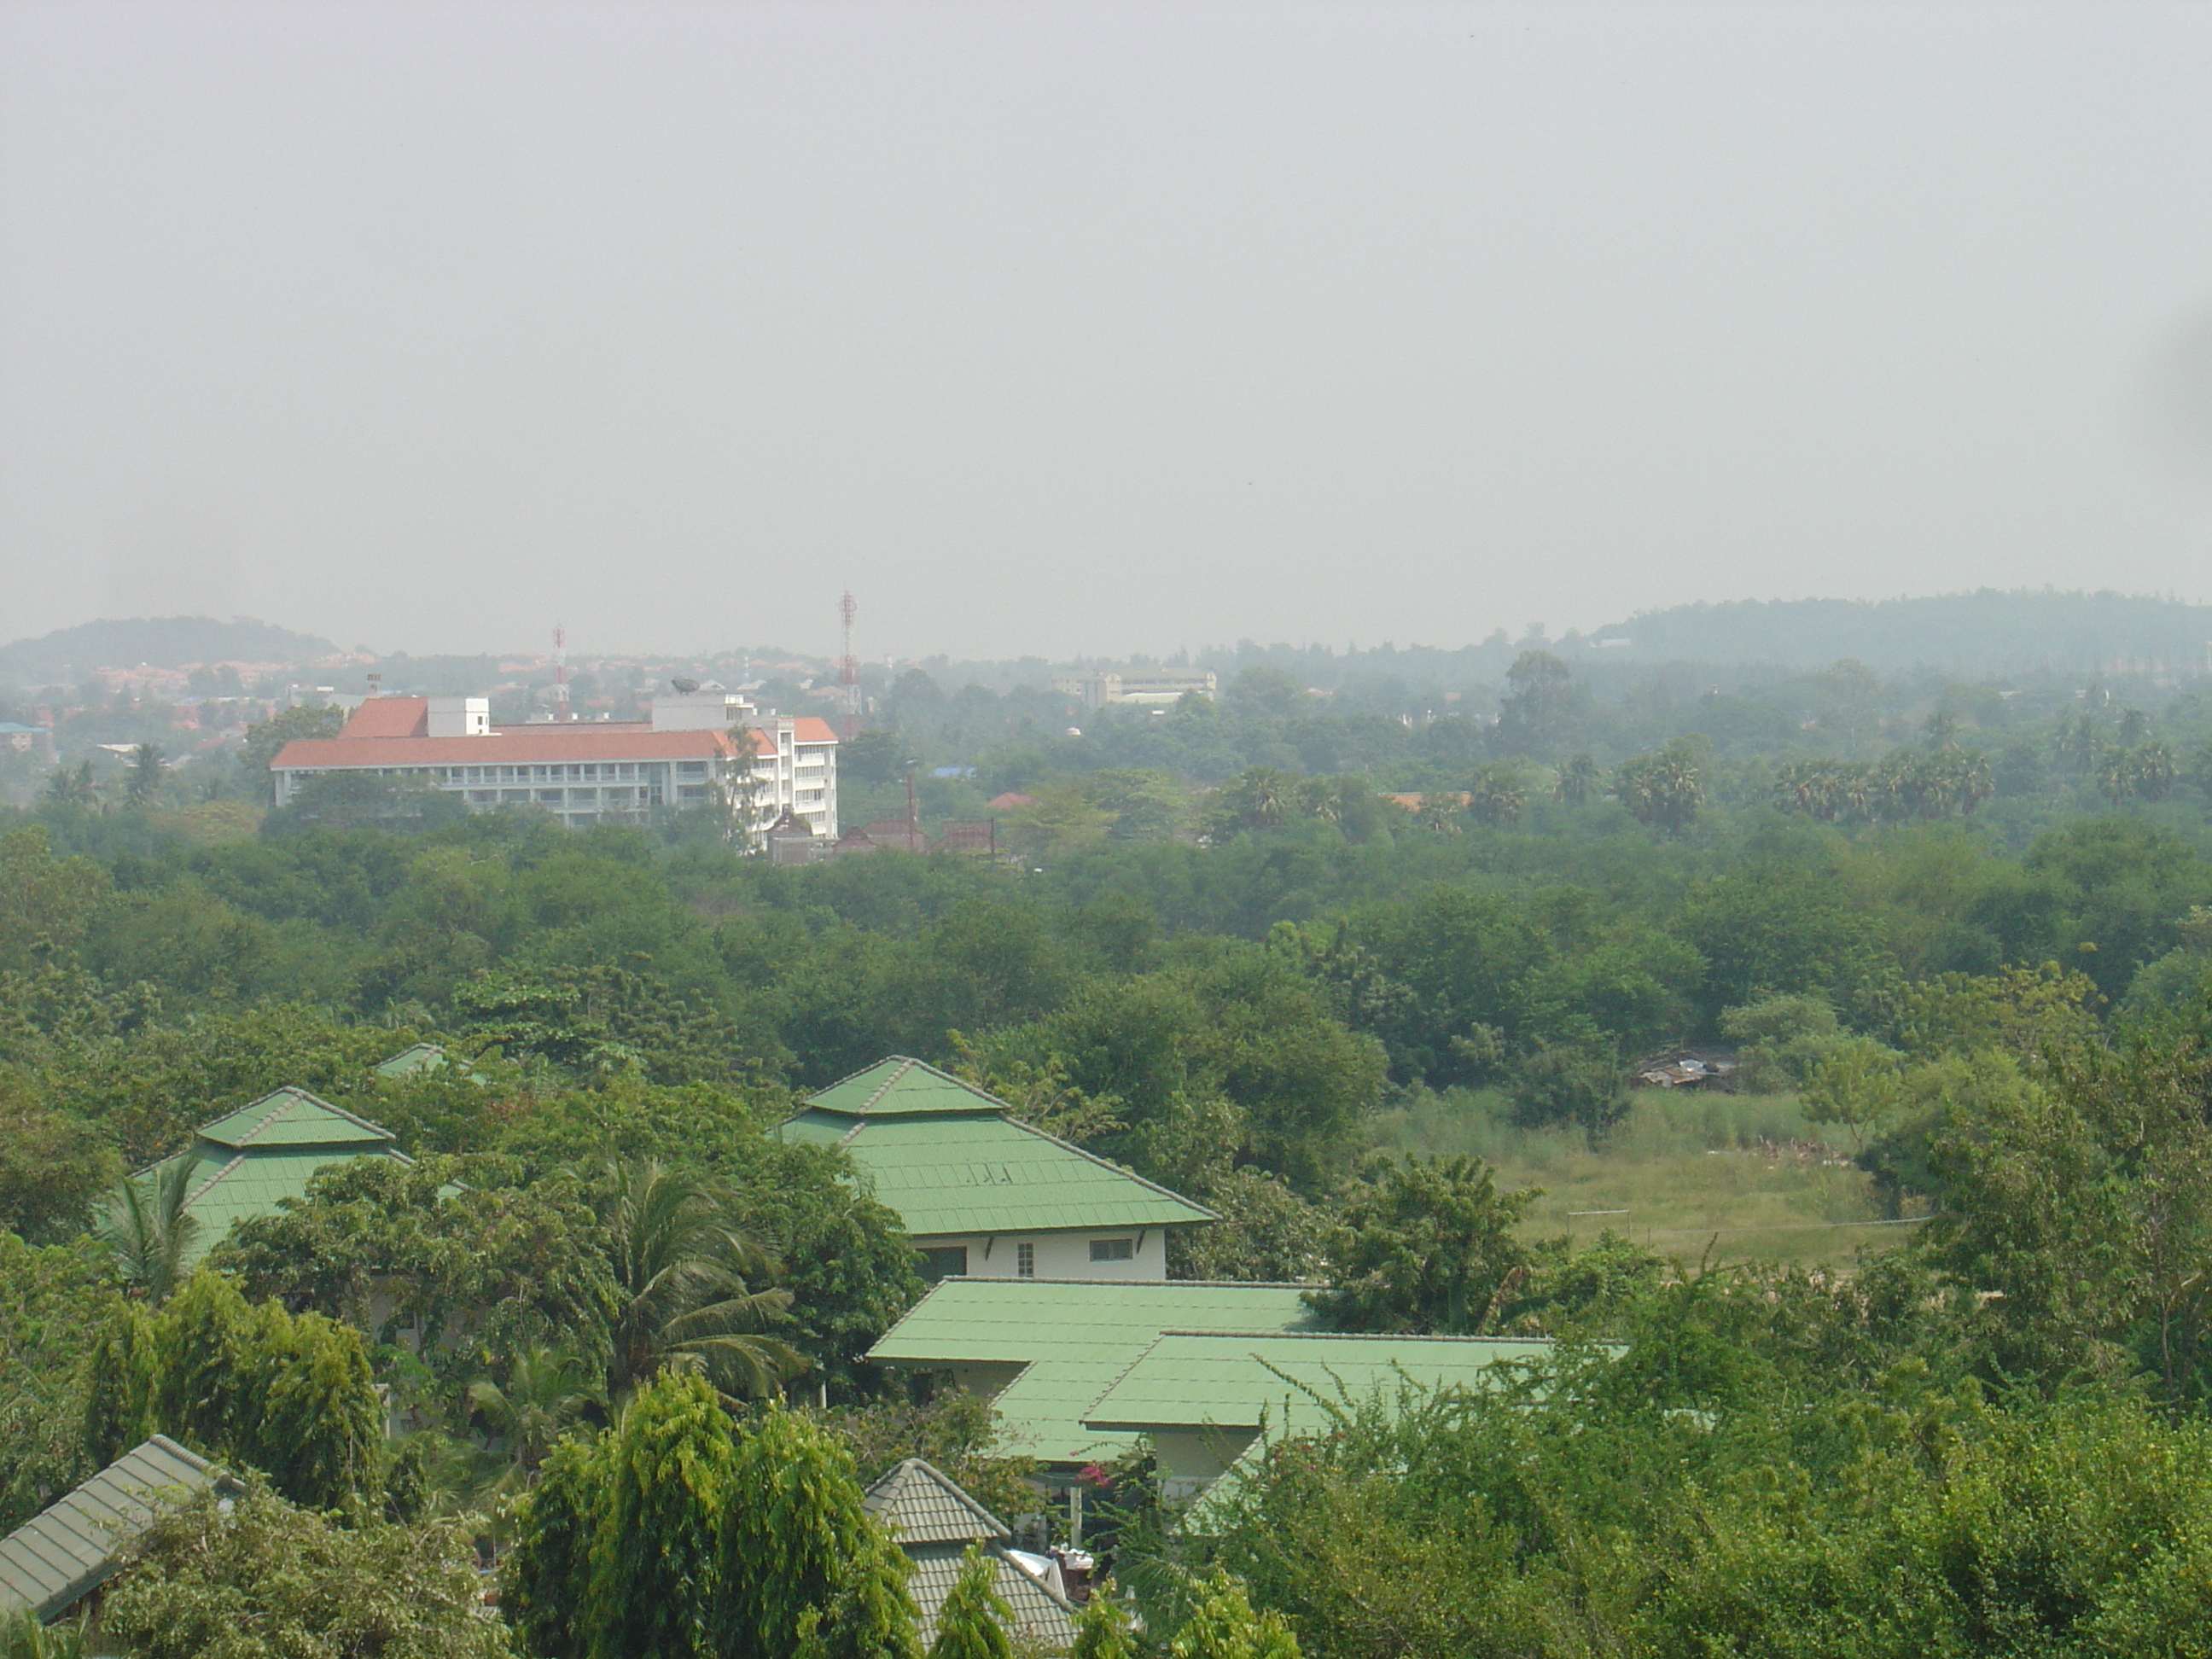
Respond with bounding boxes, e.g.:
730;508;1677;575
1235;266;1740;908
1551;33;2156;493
272;707;835;772
340;697;430;738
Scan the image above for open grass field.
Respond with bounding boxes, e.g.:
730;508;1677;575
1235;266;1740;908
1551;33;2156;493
1368;1087;1928;1270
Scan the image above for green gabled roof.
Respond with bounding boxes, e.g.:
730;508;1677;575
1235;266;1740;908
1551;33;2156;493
146;1088;415;1269
1082;1330;1557;1433
783;1107;1213;1236
869;1278;1320;1465
803;1056;1009;1118
783;1057;1214;1237
195;1086;396;1150
374;1042;451;1078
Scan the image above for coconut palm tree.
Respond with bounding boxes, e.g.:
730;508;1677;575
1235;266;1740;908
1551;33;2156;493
1466;765;1527;828
1553;754;1600;807
125;742;166;809
599;1160;802;1407
92;1156;200;1305
468;1342;605;1480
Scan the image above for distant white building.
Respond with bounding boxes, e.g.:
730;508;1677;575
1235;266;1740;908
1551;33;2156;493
1048;670;1216;709
269;689;837;838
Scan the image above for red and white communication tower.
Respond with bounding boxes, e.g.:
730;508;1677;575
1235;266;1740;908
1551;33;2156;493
836;591;861;736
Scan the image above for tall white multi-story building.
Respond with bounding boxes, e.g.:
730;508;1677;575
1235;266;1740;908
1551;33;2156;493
269;688;837;839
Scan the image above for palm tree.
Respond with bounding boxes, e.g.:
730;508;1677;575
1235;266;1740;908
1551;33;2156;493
92;1157;200;1305
3;1609;88;1659
1554;754;1600;807
125;742;166;809
1222;766;1297;831
42;760;97;808
468;1342;605;1479
600;1161;802;1407
1466;765;1526;828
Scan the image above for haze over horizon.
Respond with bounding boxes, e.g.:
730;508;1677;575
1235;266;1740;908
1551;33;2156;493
6;2;2212;663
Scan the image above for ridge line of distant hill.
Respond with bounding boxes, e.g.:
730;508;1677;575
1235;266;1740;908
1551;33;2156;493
1570;587;2210;673
0;617;341;685
5;588;2209;685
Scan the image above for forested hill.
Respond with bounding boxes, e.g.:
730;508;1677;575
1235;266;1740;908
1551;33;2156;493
917;589;2212;696
1579;589;2212;673
0;616;338;683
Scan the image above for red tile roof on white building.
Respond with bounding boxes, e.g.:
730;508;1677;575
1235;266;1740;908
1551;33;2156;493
270;697;836;771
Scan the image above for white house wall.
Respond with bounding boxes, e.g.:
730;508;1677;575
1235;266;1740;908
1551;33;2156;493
912;1229;1169;1282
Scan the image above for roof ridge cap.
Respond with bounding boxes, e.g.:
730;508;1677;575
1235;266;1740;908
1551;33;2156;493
858;1057;916;1115
143;1435;216;1473
183;1151;244;1208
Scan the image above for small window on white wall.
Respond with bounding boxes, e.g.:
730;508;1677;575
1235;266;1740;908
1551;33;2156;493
1016;1243;1035;1278
1088;1237;1135;1263
918;1246;969;1281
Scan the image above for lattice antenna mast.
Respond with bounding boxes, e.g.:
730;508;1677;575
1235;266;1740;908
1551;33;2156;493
838;591;859;715
552;623;571;721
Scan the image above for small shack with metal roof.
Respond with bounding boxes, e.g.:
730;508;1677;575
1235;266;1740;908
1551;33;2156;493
861;1458;1077;1651
143;1086;418;1270
0;1437;229;1627
778;1057;1215;1282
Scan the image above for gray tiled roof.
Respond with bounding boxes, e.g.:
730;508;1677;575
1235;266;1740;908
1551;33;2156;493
862;1458;1076;1650
905;1548;1077;1651
0;1437;221;1622
861;1458;1009;1546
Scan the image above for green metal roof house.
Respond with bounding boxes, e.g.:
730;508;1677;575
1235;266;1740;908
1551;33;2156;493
861;1458;1076;1650
779;1057;1215;1282
867;1277;1324;1470
372;1042;454;1079
0;1436;230;1627
149;1086;417;1269
1081;1330;1559;1502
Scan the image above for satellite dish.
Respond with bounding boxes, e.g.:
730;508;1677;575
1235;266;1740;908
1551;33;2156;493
670;677;701;695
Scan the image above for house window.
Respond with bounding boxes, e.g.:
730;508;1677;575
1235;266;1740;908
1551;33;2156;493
1016;1243;1035;1278
918;1246;969;1281
1088;1237;1135;1263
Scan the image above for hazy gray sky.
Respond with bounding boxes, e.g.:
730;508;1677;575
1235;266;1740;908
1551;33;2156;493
5;1;2212;662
